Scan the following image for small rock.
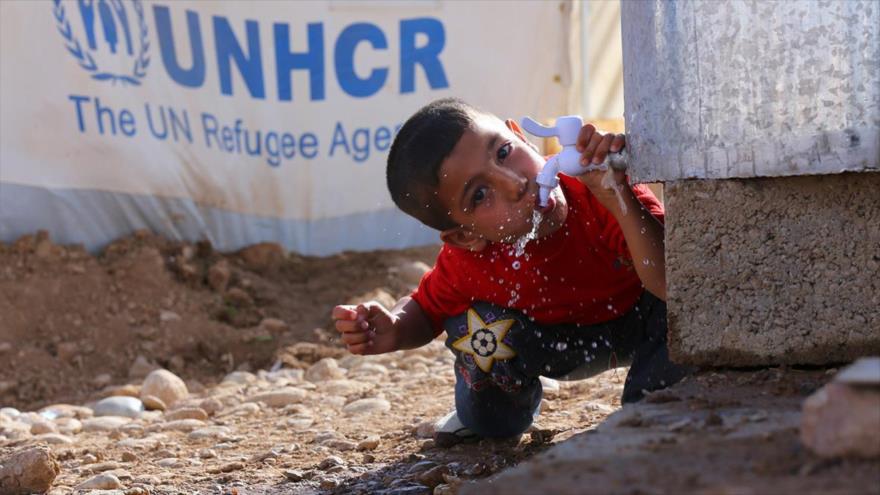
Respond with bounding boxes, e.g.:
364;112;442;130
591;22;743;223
199;398;223;416
164;407;208;421
285;416;314;431
32;433;73;445
417;465;449;488
141;395;167;411
0;447;60;495
539;376;560;397
140;369;188;408
29;421;57;435
357;435;381;451
413;421;435;438
121;452;138;463
225;287;253;306
55;417;82;435
198;448;217;459
835;357;880;385
158;419;205;432
55;342;79;362
156;458;181;468
246;387;307;407
159;310;181;323
323;439;358;451
318;455;345;470
801;381;880;458
102;384;141;399
187;426;232;440
207;260;231;292
128;356;158;378
396;260;431;286
82;416;132;432
237;242;285;271
305;358;346;383
349;363;390;376
93;396;144;418
87;461;121;473
343;398;391;416
284;469;305;481
318;379;372;397
75;473;123;490
222;371;257;385
259;318;288;333
93;373;113;388
0;342;11;354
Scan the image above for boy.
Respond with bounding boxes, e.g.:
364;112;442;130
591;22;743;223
332;98;690;445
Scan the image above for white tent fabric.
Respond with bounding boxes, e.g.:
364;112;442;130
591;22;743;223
0;0;583;255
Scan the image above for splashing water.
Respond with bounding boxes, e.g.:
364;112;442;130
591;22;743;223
512;210;544;258
600;167;628;215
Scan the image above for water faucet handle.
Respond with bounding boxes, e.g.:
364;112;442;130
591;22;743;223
520;117;557;138
521;116;584;146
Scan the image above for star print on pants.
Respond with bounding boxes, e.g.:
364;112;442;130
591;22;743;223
451;308;516;373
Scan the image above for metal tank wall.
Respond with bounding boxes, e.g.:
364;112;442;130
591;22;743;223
620;0;880;366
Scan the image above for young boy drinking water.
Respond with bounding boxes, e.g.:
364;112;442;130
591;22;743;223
332;98;690;445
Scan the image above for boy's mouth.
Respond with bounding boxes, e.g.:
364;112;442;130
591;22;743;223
535;194;555;215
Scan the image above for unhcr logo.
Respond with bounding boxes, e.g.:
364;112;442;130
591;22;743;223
53;0;150;85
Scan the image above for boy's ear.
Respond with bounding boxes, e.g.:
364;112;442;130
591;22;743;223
505;119;539;153
440;226;489;252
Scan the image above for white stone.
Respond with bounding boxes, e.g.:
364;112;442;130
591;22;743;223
801;382;880;458
350;363;389;376
140;369;188;408
317;379;372;397
285;416;314;431
357;435;381;451
82;416;132;432
396;260;431;286
305;358;346;383
55;417;82;435
157;419;205;432
835;357;880;385
156;458;182;467
30;421;57;435
188;426;232;440
540;376;561;397
39;404;93;420
75;473;123;490
342;398;391;416
222;371;257;385
92;396;144;418
245;387;307;407
33;433;74;445
159;310;181;322
413;421;435;438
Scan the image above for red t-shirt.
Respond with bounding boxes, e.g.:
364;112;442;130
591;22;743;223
412;175;664;336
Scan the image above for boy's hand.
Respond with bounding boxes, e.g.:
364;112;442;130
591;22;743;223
332;302;398;355
575;124;629;206
576;123;625;167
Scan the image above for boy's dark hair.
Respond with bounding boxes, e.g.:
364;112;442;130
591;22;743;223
387;98;479;231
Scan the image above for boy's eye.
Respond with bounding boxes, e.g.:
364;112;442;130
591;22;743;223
472;186;488;206
497;142;512;162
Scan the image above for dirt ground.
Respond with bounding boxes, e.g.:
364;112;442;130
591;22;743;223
1;232;877;494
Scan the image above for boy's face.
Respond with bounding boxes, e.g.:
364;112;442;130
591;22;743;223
437;113;568;251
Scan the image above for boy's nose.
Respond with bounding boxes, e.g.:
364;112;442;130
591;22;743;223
496;169;528;200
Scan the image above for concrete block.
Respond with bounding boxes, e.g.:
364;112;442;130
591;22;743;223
665;172;880;366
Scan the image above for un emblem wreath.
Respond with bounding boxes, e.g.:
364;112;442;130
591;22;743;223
53;0;150;86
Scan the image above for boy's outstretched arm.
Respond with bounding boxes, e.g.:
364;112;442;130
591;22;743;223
575;125;667;300
332;297;435;355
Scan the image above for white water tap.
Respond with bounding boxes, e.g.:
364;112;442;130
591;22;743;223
521;116;628;207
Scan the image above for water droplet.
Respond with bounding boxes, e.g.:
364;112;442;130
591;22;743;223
555;342;568;351
512;261;521;270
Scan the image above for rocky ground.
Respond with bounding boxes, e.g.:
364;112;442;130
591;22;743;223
1;232;877;494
